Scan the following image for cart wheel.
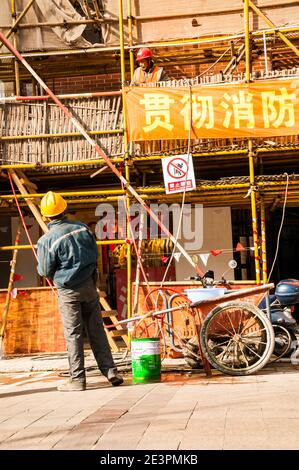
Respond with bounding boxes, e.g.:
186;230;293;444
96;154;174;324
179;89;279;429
200;301;275;376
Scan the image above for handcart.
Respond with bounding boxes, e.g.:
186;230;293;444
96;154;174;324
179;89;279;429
135;283;275;376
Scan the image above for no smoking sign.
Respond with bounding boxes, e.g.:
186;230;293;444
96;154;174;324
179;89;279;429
162;154;196;194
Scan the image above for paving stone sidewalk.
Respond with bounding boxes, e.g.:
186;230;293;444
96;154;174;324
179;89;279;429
1;356;299;450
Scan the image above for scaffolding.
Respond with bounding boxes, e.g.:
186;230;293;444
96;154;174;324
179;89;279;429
1;0;299;319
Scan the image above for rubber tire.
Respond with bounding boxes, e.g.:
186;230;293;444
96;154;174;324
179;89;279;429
272;325;297;358
200;301;275;376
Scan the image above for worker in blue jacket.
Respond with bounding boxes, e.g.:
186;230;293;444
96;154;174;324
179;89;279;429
37;191;123;391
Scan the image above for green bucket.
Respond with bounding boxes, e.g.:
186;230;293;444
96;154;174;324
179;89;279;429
131;337;161;383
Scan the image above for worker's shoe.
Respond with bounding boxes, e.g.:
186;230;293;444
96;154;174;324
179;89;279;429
107;369;124;386
57;378;86;391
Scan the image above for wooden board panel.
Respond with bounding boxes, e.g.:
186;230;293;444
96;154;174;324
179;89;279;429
0;289;66;355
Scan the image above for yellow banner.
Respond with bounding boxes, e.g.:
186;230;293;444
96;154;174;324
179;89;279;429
124;79;299;141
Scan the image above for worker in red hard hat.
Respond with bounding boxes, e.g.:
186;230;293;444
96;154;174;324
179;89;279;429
130;47;169;85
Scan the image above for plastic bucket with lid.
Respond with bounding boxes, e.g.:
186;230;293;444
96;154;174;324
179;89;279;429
131;337;161;383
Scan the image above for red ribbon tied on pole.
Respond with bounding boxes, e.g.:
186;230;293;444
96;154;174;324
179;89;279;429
235;242;245;252
210;249;223;257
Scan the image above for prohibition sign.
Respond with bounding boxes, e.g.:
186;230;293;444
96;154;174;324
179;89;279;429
167;157;189;179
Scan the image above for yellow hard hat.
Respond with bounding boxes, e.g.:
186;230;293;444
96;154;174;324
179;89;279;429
40;191;67;217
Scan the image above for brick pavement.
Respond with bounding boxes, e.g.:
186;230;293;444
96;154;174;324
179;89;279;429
1;362;299;450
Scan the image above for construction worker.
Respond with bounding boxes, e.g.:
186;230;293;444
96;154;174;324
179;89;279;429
37;191;123;391
130;47;169;85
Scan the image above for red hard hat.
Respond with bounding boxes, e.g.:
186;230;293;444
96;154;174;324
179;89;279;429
136;47;153;62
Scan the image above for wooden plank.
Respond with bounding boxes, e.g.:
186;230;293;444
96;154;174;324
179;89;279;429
0;290;65;355
9;170;48;233
101;310;119;318
110;329;128;337
99;292;129;349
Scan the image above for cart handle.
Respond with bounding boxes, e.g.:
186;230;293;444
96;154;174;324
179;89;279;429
190;283;275;308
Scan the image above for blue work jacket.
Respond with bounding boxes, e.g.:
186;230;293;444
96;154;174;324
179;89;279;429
37;217;98;289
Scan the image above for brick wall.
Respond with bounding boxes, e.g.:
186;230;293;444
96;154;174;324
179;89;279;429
48;55;271;94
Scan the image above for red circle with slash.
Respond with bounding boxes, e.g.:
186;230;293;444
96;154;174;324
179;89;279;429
167;158;188;179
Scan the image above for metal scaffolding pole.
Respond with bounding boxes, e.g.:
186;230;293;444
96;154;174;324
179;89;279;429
260;198;268;284
127;0;135;79
244;0;261;284
3;0;36;43
119;0;133;320
11;0;20;95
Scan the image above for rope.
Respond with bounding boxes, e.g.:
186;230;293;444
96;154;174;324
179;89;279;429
7;172;58;296
268;172;289;281
160;85;193;286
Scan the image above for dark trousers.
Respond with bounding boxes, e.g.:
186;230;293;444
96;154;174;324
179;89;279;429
57;277;116;381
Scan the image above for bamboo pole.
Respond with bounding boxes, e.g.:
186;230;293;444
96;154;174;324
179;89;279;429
244;0;260;284
0;221;22;357
0;128;123;141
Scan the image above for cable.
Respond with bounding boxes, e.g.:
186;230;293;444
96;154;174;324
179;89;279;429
268;172;289;281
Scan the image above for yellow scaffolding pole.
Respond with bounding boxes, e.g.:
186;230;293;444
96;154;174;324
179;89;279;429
3;0;36;42
1;22;299;61
3;145;299;171
11;0;20;95
260;198;268;284
0;240;126;251
244;0;260;284
119;0;132;321
3;179;299;201
127;0;135;79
